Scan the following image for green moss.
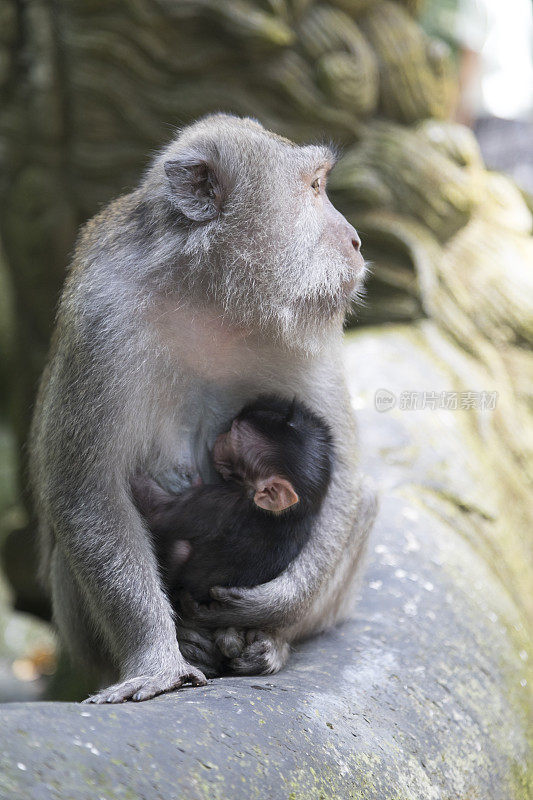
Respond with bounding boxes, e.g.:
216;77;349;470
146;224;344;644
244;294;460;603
511;756;533;800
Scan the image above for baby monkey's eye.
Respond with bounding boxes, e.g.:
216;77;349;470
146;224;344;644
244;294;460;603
311;177;321;195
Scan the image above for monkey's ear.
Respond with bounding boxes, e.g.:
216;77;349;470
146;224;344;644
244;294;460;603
254;477;299;514
164;156;222;222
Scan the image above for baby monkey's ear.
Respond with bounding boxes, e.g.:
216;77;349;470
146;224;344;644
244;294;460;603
164;148;223;222
254;477;299;514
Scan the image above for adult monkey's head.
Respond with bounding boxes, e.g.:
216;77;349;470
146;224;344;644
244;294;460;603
144;114;366;351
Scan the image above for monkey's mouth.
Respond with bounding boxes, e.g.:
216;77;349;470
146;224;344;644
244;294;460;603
343;276;358;294
343;258;367;294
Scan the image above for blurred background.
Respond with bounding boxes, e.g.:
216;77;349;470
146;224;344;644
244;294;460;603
0;0;532;702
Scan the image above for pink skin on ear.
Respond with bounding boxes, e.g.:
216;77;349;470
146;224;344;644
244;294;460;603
253;476;299;514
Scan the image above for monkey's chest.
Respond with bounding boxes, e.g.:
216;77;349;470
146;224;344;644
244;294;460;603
151;347;324;485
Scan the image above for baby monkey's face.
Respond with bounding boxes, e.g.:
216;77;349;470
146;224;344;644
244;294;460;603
213;419;274;485
212;417;299;514
212;419;246;482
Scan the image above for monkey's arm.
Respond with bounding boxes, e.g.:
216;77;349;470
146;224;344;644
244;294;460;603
33;344;206;703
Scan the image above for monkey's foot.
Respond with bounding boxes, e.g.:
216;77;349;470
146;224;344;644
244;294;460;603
176;624;224;677
214;627;245;659
228;631;290;676
83;665;207;704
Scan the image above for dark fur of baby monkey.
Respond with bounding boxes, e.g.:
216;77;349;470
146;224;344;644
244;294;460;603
30;113;377;703
132;396;333;605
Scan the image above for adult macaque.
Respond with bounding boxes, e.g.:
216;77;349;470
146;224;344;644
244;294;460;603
132;395;333;606
30;114;377;703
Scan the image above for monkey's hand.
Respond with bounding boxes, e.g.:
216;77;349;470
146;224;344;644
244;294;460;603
84;663;207;704
178;584;294;630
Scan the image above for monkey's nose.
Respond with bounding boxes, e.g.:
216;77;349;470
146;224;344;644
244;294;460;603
351;233;361;252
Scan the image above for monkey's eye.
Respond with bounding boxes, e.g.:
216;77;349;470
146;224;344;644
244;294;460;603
311;177;321;195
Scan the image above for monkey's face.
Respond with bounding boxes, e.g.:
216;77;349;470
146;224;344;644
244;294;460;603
245;146;366;330
212;424;242;482
212;417;299;514
212;418;270;484
155;114;367;350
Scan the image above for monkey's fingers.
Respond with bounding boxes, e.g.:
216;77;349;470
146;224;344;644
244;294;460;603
177;591;221;622
229;633;290;676
209;585;257;618
178;587;273;628
207;584;296;629
83;666;207;704
210;586;249;603
178;667;208;689
214;627;246;659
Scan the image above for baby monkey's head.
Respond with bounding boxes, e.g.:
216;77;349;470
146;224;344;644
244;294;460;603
213;395;333;516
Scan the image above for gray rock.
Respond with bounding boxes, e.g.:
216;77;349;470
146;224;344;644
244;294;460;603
1;327;531;800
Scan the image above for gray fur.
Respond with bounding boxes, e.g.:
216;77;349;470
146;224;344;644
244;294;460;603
30;114;376;702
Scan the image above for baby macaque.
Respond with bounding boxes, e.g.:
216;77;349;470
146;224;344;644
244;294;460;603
132;396;333;604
